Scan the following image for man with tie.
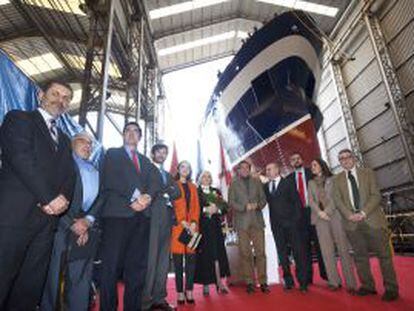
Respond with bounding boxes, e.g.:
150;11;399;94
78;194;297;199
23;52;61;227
333;149;399;301
228;161;269;294
287;152;327;285
264;162;308;292
142;142;180;311
99;121;161;311
0;80;76;310
41;131;101;311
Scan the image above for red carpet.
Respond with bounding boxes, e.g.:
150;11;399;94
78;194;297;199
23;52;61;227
93;256;414;310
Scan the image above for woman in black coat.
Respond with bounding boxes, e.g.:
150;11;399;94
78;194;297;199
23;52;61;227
194;171;230;296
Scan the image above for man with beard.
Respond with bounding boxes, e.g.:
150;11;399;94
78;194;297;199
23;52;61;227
286;152;327;286
142;142;180;311
0;81;76;310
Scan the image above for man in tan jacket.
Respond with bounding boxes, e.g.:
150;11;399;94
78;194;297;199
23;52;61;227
333;149;399;302
228;161;269;294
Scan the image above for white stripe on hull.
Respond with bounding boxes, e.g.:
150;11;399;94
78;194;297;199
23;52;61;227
220;35;320;115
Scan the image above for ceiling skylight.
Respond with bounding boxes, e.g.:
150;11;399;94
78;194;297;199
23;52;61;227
16;52;63;76
256;0;338;17
149;0;229;19
158;30;247;56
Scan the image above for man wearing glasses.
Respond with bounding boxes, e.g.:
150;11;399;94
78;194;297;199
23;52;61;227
333;149;399;302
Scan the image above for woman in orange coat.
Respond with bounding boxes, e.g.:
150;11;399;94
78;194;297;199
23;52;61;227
171;160;200;305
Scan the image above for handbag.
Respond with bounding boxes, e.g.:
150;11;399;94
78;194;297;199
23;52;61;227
178;228;202;251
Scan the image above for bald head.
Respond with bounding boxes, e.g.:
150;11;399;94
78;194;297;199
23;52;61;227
266;162;280;179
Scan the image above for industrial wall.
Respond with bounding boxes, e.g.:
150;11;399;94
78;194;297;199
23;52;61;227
317;0;414;195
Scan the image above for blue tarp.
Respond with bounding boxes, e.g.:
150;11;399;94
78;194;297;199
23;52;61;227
0;49;103;165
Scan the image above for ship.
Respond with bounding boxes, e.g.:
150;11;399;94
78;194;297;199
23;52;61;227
200;10;324;176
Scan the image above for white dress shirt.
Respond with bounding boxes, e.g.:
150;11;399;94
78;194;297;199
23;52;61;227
37;107;58;142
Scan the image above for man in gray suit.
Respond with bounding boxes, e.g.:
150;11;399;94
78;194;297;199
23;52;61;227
333;149;399;302
228;161;269;294
142;143;180;311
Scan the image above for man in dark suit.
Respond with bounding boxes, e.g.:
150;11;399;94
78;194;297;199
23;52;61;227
142;142;180;311
0;81;76;310
41;131;102;311
287;152;327;285
264;162;308;292
333;149;399;301
99;121;161;311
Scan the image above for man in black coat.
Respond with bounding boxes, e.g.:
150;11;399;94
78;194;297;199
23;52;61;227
264;162;308;292
286;152;327;285
99;121;161;311
0;81;76;310
142;142;181;311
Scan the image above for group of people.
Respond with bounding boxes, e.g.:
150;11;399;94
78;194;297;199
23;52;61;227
0;80;399;311
228;152;399;302
0;80;231;311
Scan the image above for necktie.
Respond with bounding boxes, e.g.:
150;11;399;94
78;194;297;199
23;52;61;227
132;151;140;173
270;180;276;193
49;119;58;143
297;171;306;207
348;171;360;211
160;167;167;185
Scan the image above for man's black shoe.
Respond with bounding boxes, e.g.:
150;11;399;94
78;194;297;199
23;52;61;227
381;291;399;302
299;285;308;293
260;283;270;293
151;302;177;310
246;283;256;294
355;288;377;296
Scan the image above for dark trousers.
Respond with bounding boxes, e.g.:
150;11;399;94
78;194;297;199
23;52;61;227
142;206;173;309
346;223;398;293
0;220;55;311
99;214;150;311
303;207;327;283
41;230;93;311
173;254;196;292
271;222;307;287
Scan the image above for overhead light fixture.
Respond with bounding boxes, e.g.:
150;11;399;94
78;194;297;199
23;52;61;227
16;52;64;76
25;0;86;16
0;0;10;6
158;30;247;56
256;0;338;17
149;0;229;19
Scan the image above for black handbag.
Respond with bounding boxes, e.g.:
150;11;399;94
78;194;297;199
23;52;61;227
178;229;202;251
67;227;101;261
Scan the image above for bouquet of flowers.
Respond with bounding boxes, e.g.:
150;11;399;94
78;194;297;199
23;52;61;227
203;189;229;218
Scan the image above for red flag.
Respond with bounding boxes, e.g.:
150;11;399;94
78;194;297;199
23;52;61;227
169;142;179;177
218;139;232;199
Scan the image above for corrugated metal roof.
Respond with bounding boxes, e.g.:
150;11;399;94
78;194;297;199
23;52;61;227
145;0;352;73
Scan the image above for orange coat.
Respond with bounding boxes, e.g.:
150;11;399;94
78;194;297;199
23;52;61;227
170;181;201;254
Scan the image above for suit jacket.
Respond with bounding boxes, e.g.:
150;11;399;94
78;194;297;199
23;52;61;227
58;163;102;232
285;167;312;208
307;176;336;225
171;181;200;254
264;178;303;227
332;167;387;230
0;110;75;227
100;147;161;218
228;176;267;231
151;167;181;227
